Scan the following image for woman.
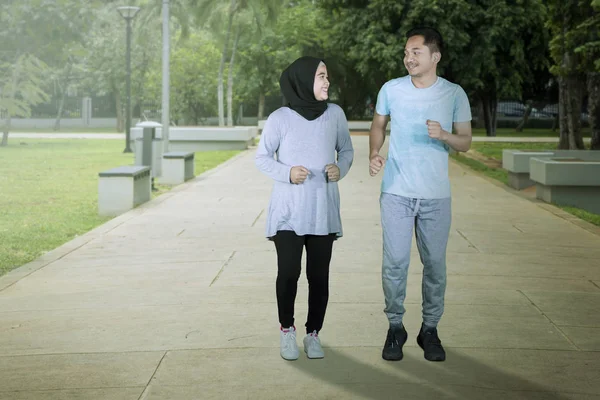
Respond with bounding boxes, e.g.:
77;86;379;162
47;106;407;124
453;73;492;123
255;56;354;361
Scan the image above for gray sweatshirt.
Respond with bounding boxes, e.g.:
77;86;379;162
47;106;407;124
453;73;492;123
255;104;354;239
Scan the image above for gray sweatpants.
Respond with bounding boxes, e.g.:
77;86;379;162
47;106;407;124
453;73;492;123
380;192;452;328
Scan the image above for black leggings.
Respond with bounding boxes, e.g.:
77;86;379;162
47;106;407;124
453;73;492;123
273;230;336;334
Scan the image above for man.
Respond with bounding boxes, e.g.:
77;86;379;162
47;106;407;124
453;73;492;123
369;27;472;362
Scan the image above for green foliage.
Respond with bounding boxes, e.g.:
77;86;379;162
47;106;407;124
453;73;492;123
0;54;49;119
547;0;598;75
236;0;324;106
145;33;222;124
317;0;549;114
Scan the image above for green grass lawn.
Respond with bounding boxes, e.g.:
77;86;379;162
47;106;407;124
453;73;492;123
0;139;240;277
471;127;591;137
7;127;120;133
451;142;600;226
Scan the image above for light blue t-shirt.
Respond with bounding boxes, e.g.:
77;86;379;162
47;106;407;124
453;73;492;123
375;76;471;199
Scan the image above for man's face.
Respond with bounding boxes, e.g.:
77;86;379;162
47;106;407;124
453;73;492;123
404;35;438;77
313;62;329;101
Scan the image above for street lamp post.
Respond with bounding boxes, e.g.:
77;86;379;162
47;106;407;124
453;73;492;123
117;6;140;153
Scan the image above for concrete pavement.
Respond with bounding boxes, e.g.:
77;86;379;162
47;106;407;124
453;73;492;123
0;136;599;399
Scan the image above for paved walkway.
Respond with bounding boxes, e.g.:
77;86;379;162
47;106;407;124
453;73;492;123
0;136;599;399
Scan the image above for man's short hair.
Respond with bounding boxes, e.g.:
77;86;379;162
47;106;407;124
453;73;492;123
406;27;444;55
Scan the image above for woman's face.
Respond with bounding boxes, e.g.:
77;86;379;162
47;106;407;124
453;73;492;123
313;62;329;101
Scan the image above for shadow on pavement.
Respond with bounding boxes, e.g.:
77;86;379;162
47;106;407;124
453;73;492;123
290;346;576;400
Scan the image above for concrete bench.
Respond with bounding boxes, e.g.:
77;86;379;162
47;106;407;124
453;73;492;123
503;149;600;189
160;151;195;185
130;126;257;152
530;157;600;214
98;166;151;216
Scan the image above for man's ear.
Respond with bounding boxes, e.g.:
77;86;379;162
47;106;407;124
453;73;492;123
433;53;441;63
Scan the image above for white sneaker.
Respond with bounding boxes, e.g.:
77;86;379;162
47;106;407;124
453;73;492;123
303;330;324;359
280;326;299;360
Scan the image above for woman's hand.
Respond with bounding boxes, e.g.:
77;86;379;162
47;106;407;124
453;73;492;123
325;164;340;182
290;166;310;184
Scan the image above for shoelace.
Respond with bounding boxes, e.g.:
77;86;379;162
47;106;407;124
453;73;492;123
386;331;399;348
281;329;296;350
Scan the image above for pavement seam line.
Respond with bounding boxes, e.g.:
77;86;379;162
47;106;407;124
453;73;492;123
455;229;481;252
512;224;525;233
251;209;264;227
210;251;236;287
138;351;168;400
0;386;146;394
517;290;581;351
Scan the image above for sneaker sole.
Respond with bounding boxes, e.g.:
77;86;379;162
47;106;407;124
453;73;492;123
382;352;403;361
304;349;324;359
281;353;299;361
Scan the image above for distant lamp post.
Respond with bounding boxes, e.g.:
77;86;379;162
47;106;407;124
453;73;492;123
117;6;140;153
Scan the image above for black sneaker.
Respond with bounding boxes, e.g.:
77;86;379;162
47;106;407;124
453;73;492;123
417;324;446;361
382;325;408;361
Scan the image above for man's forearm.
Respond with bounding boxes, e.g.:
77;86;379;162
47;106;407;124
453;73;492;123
442;131;471;152
369;127;385;157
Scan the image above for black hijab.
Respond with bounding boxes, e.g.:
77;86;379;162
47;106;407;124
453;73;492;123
279;56;328;121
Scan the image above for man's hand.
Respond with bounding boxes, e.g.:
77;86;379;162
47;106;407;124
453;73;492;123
369;154;385;176
290;166;310;184
325;164;340;182
427;120;449;141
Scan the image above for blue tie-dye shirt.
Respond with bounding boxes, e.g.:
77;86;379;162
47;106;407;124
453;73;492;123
375;76;472;199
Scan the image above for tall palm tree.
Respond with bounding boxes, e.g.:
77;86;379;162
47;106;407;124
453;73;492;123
189;0;281;126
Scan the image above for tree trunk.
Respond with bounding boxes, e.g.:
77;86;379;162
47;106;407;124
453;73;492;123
258;91;265;120
114;85;124;133
566;75;584;149
552;113;558;132
515;101;533;132
53;61;73;131
54;90;65;131
588;72;600;150
226;26;241;127
558;76;570;149
1;116;10;147
481;92;497;136
1;54;23;147
218;0;236;127
474;99;485;129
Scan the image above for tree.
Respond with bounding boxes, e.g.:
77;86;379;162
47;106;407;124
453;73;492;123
144;32;221;124
191;0;281;126
82;2;164;132
236;0;323;119
41;0;104;131
574;0;600;149
0;55;49;146
0;0;53;146
547;0;597;149
317;0;549;135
